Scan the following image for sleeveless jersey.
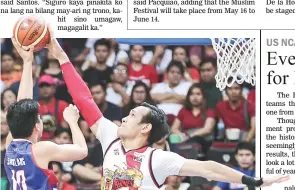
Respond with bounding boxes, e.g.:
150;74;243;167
101;138;162;190
4;139;58;190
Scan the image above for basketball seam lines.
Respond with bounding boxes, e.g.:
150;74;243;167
19;17;40;50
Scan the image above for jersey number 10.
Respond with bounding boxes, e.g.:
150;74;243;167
11;170;27;190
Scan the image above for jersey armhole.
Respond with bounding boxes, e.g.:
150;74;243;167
30;144;48;170
148;149;164;188
103;138;120;159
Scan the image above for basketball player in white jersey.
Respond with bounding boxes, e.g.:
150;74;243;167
46;37;289;190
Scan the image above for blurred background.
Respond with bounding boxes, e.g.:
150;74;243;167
1;38;256;190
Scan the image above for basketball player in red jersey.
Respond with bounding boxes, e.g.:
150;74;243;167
46;37;289;190
4;38;88;190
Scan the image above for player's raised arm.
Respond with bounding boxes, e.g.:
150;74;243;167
179;159;289;188
46;37;118;152
11;38;34;101
36;104;88;162
6;38;35;148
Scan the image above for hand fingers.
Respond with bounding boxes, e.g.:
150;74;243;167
277;175;290;183
11;37;22;51
46;22;54;40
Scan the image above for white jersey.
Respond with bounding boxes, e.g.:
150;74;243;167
96;117;186;190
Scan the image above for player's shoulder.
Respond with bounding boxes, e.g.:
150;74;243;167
33;141;57;153
151;149;180;160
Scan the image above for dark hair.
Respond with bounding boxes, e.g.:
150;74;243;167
172;46;193;68
140;102;170;145
130;45;145;51
235;142;255;155
6;99;40;139
93;39;111;50
199;57;217;69
88;81;107;93
166;60;185;76
172;46;189;58
123;81;155;117
54;127;72;140
1;51;16;61
1;88;17;111
184;83;207;121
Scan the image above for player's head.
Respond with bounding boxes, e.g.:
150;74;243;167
94;39;111;63
119;102;170;145
6;99;43;142
235;142;255;170
225;77;243;103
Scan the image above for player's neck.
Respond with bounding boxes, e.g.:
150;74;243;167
121;137;148;150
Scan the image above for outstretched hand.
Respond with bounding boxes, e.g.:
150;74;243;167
45;24;69;63
261;175;290;187
11;37;34;63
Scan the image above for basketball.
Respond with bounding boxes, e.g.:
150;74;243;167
13;15;50;52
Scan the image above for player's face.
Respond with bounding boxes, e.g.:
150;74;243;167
132;86;147;104
113;65;128;84
189;87;203;106
95;45;109;63
2;90;16;109
226;83;242;102
167;66;182;86
1;54;14;72
130;45;145;62
173;47;187;62
235;149;255;169
200;62;216;82
118;106;151;138
90;85;106;105
35;115;43;141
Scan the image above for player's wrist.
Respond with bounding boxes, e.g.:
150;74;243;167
242;175;263;187
58;57;70;65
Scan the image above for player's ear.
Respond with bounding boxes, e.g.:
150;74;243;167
141;123;152;134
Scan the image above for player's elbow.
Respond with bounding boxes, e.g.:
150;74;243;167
77;147;88;159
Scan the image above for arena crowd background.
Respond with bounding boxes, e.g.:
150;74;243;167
1;38;256;190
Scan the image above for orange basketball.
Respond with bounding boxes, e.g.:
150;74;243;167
13;16;50;52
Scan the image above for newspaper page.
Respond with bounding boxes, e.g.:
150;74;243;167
0;0;293;190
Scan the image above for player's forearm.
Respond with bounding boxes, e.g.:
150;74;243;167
17;61;33;101
68;122;88;153
181;160;243;183
73;164;102;182
182;160;262;186
60;62;102;126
